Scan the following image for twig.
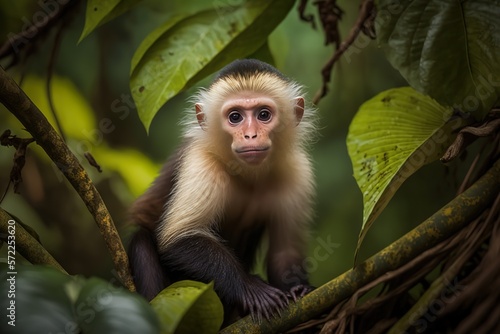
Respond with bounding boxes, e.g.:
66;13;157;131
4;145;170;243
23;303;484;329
312;0;375;105
0;65;135;292
84;152;103;172
298;0;316;29
45;19;67;142
0;0;81;61
314;0;344;48
441;117;500;163
0;129;35;195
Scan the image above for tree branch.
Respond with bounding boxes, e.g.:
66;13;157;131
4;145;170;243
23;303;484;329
0;207;67;273
221;157;500;333
0;65;135;292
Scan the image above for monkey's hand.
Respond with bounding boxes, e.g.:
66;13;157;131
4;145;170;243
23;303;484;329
288;284;315;302
242;275;289;322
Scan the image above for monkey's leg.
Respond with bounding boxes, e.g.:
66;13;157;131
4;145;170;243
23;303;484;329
160;235;289;320
128;227;168;300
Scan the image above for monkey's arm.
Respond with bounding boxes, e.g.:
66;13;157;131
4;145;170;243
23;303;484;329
161;235;289;320
128;146;185;300
128;226;167;300
266;215;314;300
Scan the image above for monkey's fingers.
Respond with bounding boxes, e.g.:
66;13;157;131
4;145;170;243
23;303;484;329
243;277;289;321
264;286;289;313
244;290;269;322
288;284;315;302
252;291;283;321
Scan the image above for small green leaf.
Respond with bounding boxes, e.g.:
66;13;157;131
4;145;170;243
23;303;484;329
130;0;294;132
79;0;143;42
376;0;500;119
151;280;224;334
76;277;160;334
347;87;468;260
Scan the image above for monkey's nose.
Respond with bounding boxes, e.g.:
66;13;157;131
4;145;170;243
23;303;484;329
244;134;258;139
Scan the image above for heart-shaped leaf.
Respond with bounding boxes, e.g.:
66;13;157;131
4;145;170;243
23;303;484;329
347;87;469;261
151;280;223;334
376;0;500;119
130;0;294;132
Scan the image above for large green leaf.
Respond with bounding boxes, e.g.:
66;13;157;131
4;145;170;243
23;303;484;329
76;277;160;334
79;0;143;42
0;264;160;334
0;264;79;334
376;0;500;119
347;87;468;260
151;280;223;334
130;0;295;132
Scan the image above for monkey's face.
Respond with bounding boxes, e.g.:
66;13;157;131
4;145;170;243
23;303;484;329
195;88;305;167
217;92;280;165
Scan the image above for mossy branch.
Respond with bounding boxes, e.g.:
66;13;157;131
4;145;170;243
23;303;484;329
0;208;67;274
0;65;135;292
221;158;500;333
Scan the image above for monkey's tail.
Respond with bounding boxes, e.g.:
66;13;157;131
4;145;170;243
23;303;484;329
128;226;168;301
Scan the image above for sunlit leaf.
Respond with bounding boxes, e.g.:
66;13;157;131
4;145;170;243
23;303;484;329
151;280;223;334
21;75;95;139
130;0;295;132
79;0;143;42
376;0;500;119
130;14;188;75
20;75;159;197
92;146;160;197
347;87;469;260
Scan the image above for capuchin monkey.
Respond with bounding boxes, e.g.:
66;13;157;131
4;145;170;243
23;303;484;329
128;59;316;321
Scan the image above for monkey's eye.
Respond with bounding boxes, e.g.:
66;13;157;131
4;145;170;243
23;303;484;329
257;108;272;122
228;111;243;124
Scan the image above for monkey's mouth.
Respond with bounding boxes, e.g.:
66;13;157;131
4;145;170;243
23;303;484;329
235;147;270;165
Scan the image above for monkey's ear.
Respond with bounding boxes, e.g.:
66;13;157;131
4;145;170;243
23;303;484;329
294;97;305;126
195;103;206;128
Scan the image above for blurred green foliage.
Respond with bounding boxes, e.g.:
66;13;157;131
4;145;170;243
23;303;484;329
0;0;475;288
0;263;160;334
